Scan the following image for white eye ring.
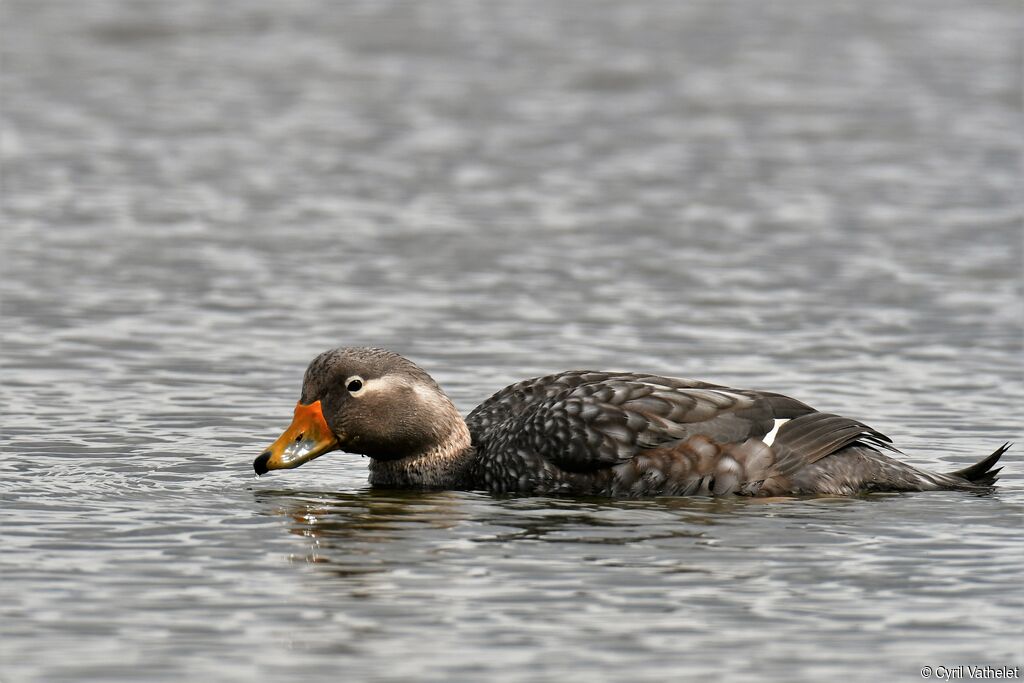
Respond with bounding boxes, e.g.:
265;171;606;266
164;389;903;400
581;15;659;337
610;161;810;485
345;376;365;394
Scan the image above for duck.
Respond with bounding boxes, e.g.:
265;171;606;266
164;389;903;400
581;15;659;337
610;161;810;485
253;347;1008;497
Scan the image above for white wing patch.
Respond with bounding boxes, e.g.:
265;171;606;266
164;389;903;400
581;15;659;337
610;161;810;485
761;418;790;447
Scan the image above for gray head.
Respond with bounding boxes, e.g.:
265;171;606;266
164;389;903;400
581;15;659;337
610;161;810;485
255;347;467;475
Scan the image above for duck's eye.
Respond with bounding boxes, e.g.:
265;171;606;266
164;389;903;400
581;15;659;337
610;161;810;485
345;376;364;393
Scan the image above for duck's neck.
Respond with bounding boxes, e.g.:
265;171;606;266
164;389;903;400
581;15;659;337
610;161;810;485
367;419;475;489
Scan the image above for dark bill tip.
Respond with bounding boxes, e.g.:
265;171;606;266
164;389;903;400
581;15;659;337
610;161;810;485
253;451;272;475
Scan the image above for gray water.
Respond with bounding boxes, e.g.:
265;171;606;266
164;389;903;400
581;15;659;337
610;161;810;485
2;1;1022;681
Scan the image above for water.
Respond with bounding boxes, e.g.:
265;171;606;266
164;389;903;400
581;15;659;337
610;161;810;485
1;1;1021;681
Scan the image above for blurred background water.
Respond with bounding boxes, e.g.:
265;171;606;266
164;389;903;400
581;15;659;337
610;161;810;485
1;1;1021;681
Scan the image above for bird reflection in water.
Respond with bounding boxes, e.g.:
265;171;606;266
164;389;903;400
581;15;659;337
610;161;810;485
251;488;798;585
252;488;470;578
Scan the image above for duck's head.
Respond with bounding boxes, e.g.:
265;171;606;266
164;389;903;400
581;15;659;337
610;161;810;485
254;347;465;476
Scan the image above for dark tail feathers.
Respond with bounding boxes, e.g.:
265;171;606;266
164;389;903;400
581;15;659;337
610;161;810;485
948;443;1010;487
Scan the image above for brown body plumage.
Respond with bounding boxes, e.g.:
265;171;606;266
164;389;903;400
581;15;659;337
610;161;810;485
254;347;1008;497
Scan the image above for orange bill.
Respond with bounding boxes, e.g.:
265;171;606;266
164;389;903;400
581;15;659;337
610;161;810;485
254;400;340;475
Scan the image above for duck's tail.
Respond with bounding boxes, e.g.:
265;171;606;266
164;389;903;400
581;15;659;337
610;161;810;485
945;442;1010;488
782;441;1011;494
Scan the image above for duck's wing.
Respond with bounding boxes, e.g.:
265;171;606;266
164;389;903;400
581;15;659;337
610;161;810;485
500;374;809;470
470;372;897;495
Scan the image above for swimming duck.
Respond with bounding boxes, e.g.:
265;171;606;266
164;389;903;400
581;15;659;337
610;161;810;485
253;347;1008;496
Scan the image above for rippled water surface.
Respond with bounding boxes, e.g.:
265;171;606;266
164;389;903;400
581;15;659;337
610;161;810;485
2;1;1022;681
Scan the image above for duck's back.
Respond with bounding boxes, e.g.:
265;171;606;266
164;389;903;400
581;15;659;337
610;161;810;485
462;370;1004;496
464;371;820;495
